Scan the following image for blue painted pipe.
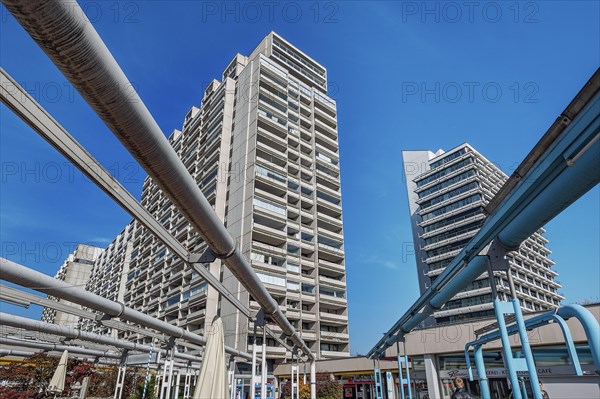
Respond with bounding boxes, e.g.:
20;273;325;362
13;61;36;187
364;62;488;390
429;256;488;309
498;103;600;248
512;299;542;399
474;345;491;399
557;304;600;371
493;299;522;399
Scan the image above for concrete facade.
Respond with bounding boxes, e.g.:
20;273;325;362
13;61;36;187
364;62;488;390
76;32;348;365
402;144;564;326
80;222;136;337
40;244;103;327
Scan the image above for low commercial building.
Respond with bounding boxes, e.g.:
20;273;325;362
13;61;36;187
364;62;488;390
274;303;600;399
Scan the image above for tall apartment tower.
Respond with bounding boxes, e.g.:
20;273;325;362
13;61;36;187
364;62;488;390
41;244;103;327
120;32;349;362
80;222;136;337
402;144;563;325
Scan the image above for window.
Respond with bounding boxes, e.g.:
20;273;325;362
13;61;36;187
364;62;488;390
255;165;287;184
256;272;286;287
430;148;467;169
416;157;474;187
287;263;300;273
287;280;300;291
318;235;343;249
167;294;180;307
320;343;339;351
320;286;345;299
421;194;481;221
253;196;286;216
301;283;315;294
316;190;341;206
189;283;208;297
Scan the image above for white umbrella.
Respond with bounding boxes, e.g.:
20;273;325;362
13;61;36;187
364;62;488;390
193;318;229;399
48;349;68;393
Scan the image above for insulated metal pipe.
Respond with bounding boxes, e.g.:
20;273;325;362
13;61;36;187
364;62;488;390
474;345;491;399
0;312;201;363
0;336;120;359
1;0;312;359
557;304;600;371
0;349;35;357
498;138;600;248
0;258;249;359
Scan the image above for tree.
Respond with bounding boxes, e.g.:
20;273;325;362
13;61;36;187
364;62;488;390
131;375;158;399
316;373;342;399
280;373;340;399
23;353;59;395
280;380;310;399
0;362;31;391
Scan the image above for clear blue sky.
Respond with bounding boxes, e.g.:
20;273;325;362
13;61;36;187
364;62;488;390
1;1;598;355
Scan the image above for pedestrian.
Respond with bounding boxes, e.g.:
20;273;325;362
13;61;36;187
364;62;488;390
540;382;550;399
451;377;475;399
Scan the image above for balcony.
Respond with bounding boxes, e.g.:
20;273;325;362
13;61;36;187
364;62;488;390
286;309;301;319
314;107;337;130
186;309;206;323
319;275;346;289
315;142;338;160
319;312;347;324
320;331;349;341
320;350;350;358
319;293;347;306
315;123;337;145
422;229;478;252
257;108;287;133
318;259;345;275
252;227;287;247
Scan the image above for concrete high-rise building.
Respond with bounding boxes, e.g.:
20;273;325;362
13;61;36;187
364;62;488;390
402;143;563;325
41;244;103;327
114;32;349;366
80;222;136;337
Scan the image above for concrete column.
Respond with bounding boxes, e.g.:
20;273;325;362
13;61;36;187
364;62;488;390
424;354;441;399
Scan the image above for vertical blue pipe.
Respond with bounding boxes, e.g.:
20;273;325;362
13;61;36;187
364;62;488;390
405;356;413;399
465;348;474;381
493;299;522;399
519;378;529;399
397;356;405;399
512;299;542;399
551;315;583;375
474;345;491;399
557;304;600;371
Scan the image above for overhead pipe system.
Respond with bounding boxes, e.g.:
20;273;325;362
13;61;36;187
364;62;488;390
0;282;200;353
0;312;204;363
465;304;600;376
0;336;121;359
0;342;201;371
1;0;313;360
369;69;600;358
0;349;36;358
0;258;248;360
0;68;293;356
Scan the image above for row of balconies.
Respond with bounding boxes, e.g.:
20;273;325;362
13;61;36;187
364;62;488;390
414;162;478;194
414;174;478;207
418;200;484;228
421;226;479;252
417;186;482;217
420;213;486;240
